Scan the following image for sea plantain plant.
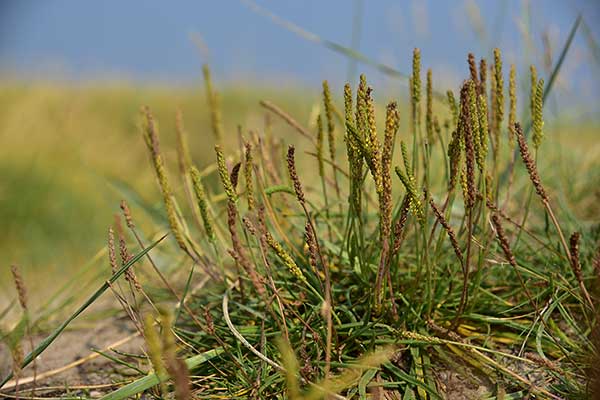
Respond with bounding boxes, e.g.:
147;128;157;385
104;52;598;399
4;50;598;399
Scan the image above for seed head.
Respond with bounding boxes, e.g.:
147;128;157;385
460;81;476;208
493;48;504;131
569;232;583;281
477;93;489;167
365;87;383;193
356;74;368;136
344;82;363;212
446;90;458;128
381;102;399;239
108;227;118;274
391;196;411;257
190;165;216;242
215;145;237;202
395;164;424;226
230;162;241;191
508;64;517;147
10;265;28;311
412;48;422;107
467;53;479;86
491;214;517;267
479;58;487;94
530;65;538;121
142;107;187;251
322;80;337;167
265;232;306;282
514;122;548;202
244;142;255;211
426;69;434;144
400;141;413;185
429;199;463;264
120;200;135;229
467;80;483;172
287;145;306;206
447;128;463;190
305;221;319;274
344;83;354;127
532;78;544;149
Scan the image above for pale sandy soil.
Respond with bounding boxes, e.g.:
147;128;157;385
0;315;144;398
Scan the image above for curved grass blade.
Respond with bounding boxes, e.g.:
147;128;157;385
240;0;447;101
264;184;295;196
0;234;167;389
99;347;224;400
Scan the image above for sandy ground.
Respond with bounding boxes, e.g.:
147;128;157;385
0;316;144;397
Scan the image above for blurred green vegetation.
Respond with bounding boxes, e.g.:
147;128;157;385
0;82;598;306
0;82;315;304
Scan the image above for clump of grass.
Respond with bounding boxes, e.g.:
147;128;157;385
2;48;598;400
100;50;593;398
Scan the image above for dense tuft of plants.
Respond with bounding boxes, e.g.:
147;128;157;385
3;50;599;399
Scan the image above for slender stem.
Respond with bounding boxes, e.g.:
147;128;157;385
454;207;473;328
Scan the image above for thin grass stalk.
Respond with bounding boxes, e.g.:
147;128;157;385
286;145;334;378
514;123;571;260
322;80;341;200
316;113;333;242
454;81;477;326
226;201;266;296
260;100;316;144
202;64;223;144
569;232;594;309
121;202;208;329
142;107;188;253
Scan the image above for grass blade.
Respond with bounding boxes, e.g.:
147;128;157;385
240;0;447;101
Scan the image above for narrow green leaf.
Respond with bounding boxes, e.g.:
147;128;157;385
264;185;295;196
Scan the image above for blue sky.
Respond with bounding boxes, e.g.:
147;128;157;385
0;1;598;115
